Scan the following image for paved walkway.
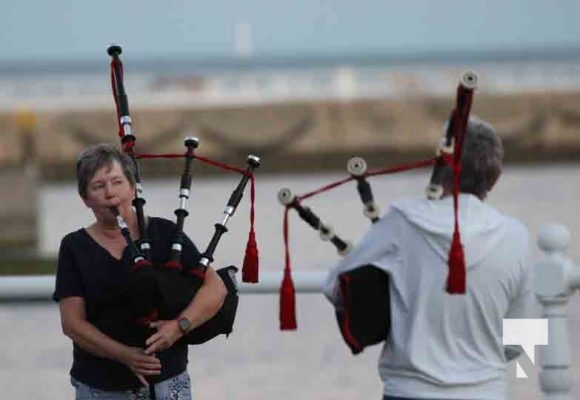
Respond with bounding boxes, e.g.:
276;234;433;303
1;295;579;399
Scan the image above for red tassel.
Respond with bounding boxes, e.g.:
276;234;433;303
242;229;259;283
280;268;297;330
241;173;259;283
447;231;466;294
280;207;297;330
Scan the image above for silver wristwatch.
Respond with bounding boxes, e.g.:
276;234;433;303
177;317;192;334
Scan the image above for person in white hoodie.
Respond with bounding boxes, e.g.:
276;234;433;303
324;116;535;400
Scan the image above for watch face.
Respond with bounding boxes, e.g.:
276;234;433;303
178;318;191;333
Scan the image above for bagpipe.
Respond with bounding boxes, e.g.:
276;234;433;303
106;44;260;345
277;71;478;354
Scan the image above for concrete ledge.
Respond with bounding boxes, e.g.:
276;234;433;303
0;271;328;302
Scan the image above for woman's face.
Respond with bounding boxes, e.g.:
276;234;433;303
83;160;134;217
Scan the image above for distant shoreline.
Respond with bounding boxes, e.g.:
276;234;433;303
2;45;580;75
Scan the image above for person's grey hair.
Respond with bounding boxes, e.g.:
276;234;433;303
442;116;504;199
76;143;136;199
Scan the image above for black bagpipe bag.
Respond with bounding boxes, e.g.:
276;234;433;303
182;265;239;345
335;264;391;354
154;264;239;345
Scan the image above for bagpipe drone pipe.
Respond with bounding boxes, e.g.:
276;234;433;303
277;71;478;354
104;44;261;345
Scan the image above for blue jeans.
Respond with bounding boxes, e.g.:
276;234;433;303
71;370;192;400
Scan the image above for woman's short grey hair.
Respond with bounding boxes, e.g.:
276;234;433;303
76;143;136;199
442;116;504;199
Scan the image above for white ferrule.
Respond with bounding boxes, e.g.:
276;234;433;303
347;157;367;177
319;224;334;241
179;188;190;199
140;242;151;250
136;183;143;196
363;203;380;220
437;137;454;156
221;213;231;226
277;188;295;206
122;124;132;137
179;197;187;210
172;243;183;252
199;258;210;267
116;215;128;229
460;71;478;90
224;205;235;217
426;184;444;200
120;116;132;125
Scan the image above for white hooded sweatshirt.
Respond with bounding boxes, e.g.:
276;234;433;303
324;194;534;400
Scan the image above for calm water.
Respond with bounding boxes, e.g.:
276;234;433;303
3;164;580;399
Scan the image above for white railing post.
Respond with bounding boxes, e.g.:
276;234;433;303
536;223;580;400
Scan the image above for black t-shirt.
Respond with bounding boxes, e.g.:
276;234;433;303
53;217;201;391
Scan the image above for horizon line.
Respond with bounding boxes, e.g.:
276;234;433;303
1;45;580;75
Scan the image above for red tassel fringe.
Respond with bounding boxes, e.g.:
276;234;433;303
242;229;259;283
280;268;297;330
447;231;466;294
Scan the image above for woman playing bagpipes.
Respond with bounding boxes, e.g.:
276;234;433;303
53;143;227;399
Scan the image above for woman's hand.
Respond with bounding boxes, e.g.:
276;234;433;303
58;297;161;387
120;346;162;387
144;320;182;355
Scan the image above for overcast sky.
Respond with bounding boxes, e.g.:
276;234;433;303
1;0;580;61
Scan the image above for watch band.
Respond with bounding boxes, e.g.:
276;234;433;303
177;317;192;334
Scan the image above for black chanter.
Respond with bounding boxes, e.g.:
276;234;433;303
107;206;159;399
278;187;352;256
109;207;158;322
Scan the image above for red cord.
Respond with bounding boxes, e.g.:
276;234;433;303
281;156;435;330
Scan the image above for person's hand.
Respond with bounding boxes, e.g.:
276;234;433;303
144;320;182;355
120;346;161;386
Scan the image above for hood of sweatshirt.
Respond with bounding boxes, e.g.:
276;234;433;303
390;194;507;269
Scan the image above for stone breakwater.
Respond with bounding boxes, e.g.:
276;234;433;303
1;91;579;178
